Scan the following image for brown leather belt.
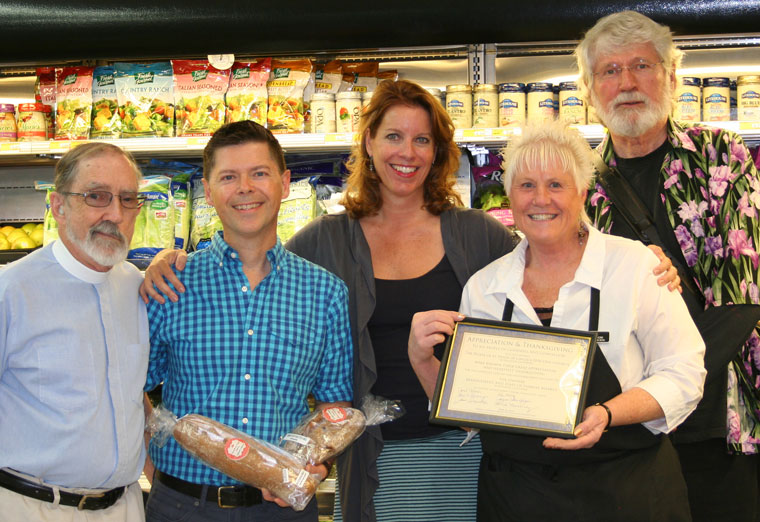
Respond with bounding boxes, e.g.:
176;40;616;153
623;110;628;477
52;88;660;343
0;469;125;510
155;470;262;508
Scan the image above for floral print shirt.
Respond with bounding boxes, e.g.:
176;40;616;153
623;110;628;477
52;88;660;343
587;118;760;453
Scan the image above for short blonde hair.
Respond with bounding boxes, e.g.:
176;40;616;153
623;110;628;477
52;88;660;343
575;10;682;102
500;120;594;222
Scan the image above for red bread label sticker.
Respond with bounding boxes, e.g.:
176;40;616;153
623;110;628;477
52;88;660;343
224;438;250;460
323;407;347;423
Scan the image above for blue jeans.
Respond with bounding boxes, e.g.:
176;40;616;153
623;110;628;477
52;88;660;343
145;479;318;522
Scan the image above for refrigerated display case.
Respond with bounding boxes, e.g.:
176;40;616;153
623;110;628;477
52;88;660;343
0;3;759;516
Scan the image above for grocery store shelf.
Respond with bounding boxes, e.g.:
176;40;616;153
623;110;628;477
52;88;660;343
0;121;758;163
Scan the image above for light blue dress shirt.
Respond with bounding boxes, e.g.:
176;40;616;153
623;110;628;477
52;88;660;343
0;240;150;488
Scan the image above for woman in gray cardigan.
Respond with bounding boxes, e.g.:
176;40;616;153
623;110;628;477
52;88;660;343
287;80;519;522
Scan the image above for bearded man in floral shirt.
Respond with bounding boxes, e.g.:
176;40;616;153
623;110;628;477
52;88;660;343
577;10;760;522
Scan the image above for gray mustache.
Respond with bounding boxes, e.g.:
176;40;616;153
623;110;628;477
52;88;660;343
89;221;126;244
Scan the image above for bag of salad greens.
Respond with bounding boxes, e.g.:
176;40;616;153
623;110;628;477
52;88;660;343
141;160;199;250
114;62;174;138
128;175;175;261
190;170;223;250
173;60;230;137
55;66;94;140
226;58;271;126
90;66;121;139
276;178;317;243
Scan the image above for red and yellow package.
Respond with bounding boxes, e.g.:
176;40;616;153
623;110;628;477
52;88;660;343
55;66;94;140
172;60;230;137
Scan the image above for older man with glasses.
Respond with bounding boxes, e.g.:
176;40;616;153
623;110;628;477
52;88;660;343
578;10;760;521
0;142;150;522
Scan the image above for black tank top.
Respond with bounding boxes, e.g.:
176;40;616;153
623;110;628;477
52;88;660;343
370;255;462;440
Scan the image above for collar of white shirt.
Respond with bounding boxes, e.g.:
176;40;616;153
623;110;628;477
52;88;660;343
52;239;110;284
483;224;606;300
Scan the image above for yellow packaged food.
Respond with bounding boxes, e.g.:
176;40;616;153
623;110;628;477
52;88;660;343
225;58;271;126
267;59;313;134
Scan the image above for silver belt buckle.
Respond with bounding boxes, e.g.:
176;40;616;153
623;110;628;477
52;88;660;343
77;492;105;510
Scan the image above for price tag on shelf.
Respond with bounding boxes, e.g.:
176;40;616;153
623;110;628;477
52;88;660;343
324;133;355;144
739;122;760;131
0;142;21;152
491;128;520;138
186;137;210;146
461;129;489;138
69;140;89;149
48;141;71;153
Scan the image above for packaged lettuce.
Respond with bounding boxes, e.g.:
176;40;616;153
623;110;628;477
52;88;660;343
226;58;271;126
42;186;59;245
190;171;223;250
172;60;230;137
267;59;313;134
141;160;199;250
90;66;121;139
55;66;94;140
129;175;175;261
277;178;317;242
114;62;174;138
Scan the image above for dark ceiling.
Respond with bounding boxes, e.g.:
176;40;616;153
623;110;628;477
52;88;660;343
0;0;758;64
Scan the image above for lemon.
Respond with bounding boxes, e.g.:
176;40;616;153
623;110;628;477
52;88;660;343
21;222;38;234
29;228;44;247
6;229;28;244
0;235;10;250
11;236;35;249
0;225;16;236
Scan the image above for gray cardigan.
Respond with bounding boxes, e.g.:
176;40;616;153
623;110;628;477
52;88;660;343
286;207;519;522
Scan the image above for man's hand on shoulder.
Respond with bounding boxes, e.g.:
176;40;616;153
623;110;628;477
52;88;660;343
139;248;188;304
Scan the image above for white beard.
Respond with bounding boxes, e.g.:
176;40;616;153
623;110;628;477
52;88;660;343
67;220;129;268
591;86;672;138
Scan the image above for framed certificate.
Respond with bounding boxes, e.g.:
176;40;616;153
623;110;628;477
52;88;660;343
430;317;598;438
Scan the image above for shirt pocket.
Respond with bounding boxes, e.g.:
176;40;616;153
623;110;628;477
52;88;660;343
267;320;322;373
35;344;98;412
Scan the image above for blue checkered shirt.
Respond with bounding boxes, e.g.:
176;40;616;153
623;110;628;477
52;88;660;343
145;232;353;485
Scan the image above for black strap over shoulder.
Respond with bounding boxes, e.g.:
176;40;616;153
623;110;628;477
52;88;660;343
592;153;705;314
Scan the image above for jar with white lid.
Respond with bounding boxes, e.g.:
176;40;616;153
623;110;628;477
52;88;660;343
335;91;362;133
310;93;336;133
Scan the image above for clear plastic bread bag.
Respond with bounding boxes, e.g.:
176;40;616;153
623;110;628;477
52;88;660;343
146;405;320;511
280;394;405;465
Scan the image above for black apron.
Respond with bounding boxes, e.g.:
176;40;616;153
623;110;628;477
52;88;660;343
477;289;692;522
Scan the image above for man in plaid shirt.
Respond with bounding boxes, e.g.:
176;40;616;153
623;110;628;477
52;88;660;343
142;121;353;522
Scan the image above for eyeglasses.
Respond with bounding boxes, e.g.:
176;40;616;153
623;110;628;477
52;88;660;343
61;191;146;209
592;60;664;82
